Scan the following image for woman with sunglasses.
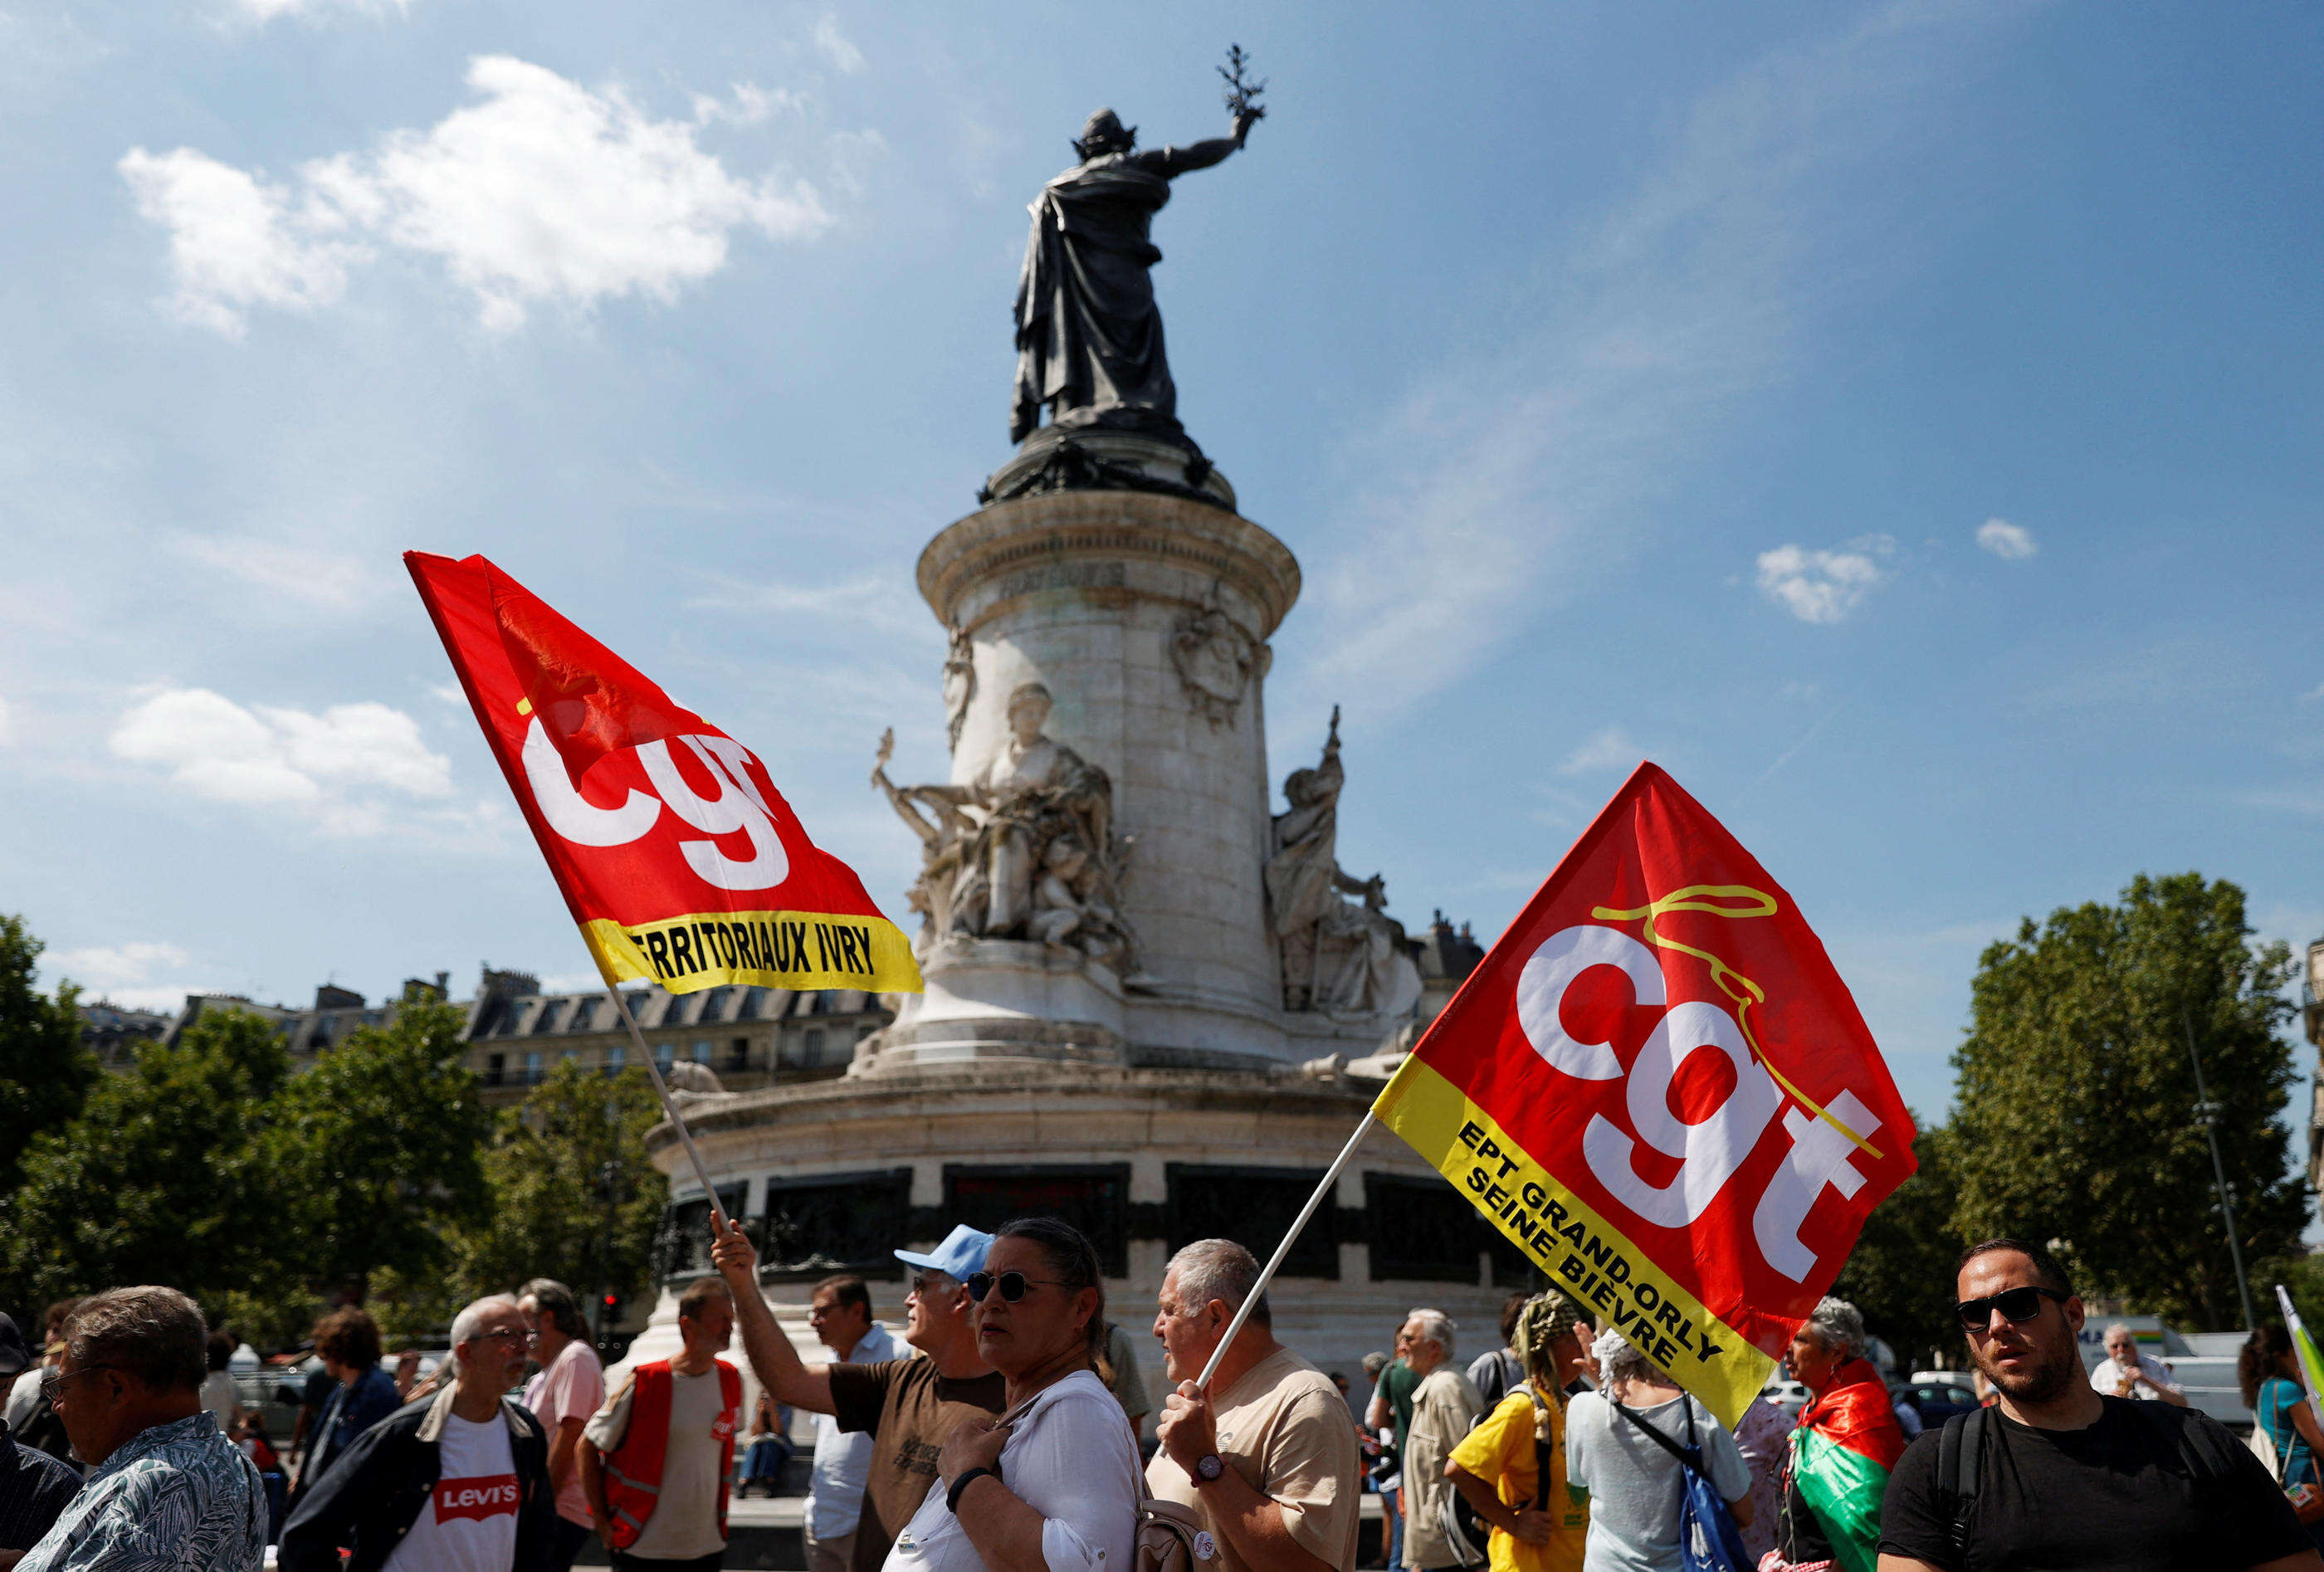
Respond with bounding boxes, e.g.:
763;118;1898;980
886;1218;1141;1572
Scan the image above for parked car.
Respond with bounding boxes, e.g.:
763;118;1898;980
1891;1379;1980;1429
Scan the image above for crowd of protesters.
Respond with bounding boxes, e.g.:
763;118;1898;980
2;1232;2323;1571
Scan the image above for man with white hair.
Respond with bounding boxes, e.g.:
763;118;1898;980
1150;1238;1363;1572
1393;1311;1481;1572
2090;1322;2188;1407
280;1294;557;1572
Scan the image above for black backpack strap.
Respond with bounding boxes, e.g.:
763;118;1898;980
1937;1408;1985;1571
2125;1399;2241;1484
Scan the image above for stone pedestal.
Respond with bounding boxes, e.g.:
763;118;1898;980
865;486;1305;1072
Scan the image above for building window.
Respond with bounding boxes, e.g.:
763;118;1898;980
727;1037;749;1072
803;1028;827;1063
486;1053;505;1086
1365;1173;1487;1282
523;1050;544;1085
606;1045;625;1074
656;1042;675;1070
945;1165;1131;1277
691;1040;710;1064
1169;1165;1338;1281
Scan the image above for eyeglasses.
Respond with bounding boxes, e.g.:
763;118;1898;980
472;1327;530;1347
39;1365;116;1403
908;1274;950;1297
966;1271;1070;1304
1955;1286;2068;1331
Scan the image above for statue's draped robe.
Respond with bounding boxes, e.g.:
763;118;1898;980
1012;153;1179;443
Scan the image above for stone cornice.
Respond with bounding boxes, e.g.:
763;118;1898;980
917;491;1302;639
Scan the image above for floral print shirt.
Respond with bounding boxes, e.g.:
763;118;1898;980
17;1412;264;1572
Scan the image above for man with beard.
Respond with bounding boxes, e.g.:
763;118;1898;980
1876;1238;2318;1571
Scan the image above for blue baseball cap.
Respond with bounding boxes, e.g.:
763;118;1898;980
894;1224;994;1281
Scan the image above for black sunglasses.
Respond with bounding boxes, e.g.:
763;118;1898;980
1955;1286;2067;1330
967;1271;1070;1304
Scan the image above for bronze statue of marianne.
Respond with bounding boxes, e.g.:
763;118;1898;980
1009;49;1265;447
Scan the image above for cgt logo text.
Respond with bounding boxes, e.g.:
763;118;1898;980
1518;923;1884;1282
435;1473;520;1524
521;720;790;891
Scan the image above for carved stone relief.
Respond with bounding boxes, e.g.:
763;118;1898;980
942;623;977;752
1170;584;1267;729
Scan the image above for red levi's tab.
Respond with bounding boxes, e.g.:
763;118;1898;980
437;1474;520;1524
406;551;922;997
1371;762;1915;1426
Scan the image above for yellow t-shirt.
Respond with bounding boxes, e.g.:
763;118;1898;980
1444;1389;1587;1572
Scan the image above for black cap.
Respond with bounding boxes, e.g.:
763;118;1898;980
0;1314;29;1381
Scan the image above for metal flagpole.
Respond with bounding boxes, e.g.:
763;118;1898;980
2185;1005;2255;1331
1195;1109;1376;1390
607;980;730;1232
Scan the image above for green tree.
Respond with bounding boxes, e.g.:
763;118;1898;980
1830;1119;1963;1371
0;914;97;1200
267;1000;491;1304
1949;871;2304;1330
1;1008;291;1309
452;1060;665;1327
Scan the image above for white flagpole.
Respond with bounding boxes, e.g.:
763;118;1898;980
605;979;730;1231
1195;1109;1376;1390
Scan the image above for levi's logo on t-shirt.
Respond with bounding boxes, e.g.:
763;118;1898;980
711;1409;737;1442
436;1474;520;1523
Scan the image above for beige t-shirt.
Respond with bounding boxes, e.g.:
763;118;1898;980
1145;1345;1362;1572
584;1365;735;1559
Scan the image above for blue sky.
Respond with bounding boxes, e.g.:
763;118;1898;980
4;0;2321;1146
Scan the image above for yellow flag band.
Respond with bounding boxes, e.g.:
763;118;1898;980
1371;1055;1774;1428
583;910;924;996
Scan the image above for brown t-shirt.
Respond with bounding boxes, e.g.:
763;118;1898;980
1145;1345;1363;1572
828;1357;1007;1572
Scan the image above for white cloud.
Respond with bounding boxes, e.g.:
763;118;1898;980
0;695;11;745
118;147;364;335
124;56;831;334
1558;726;1643;776
47;942;192;991
693;83;801;128
172;534;374;609
1755;536;1893;623
225;0;410;21
109;687;452;832
813;15;865;72
1975;517;2036;559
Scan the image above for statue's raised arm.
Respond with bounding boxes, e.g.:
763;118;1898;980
1008;47;1267;447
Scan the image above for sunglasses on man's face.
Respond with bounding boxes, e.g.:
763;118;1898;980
1955;1285;2068;1331
966;1271;1070;1304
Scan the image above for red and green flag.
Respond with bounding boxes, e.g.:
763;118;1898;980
1371;763;1916;1425
1790;1361;1909;1572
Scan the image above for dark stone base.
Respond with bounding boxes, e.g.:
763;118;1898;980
979;426;1234;510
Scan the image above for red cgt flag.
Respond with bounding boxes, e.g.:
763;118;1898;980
1373;763;1913;1424
408;551;921;997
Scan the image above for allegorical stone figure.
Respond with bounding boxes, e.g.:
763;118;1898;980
872;686;1140;976
1267;708;1423;1016
1010;90;1261;445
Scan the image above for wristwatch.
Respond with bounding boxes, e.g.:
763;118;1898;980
1194;1454;1226;1484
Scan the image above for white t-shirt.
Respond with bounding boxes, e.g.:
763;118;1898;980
583;1365;735;1560
383;1413;521;1572
2089;1350;2183;1399
884;1370;1139;1572
1563;1391;1750;1572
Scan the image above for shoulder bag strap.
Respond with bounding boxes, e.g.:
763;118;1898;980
1939;1408;1985;1572
1611;1399;1703;1475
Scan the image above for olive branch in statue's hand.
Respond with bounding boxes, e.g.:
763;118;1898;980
1219;43;1267;129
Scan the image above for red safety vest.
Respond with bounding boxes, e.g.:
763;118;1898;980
601;1358;744;1550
